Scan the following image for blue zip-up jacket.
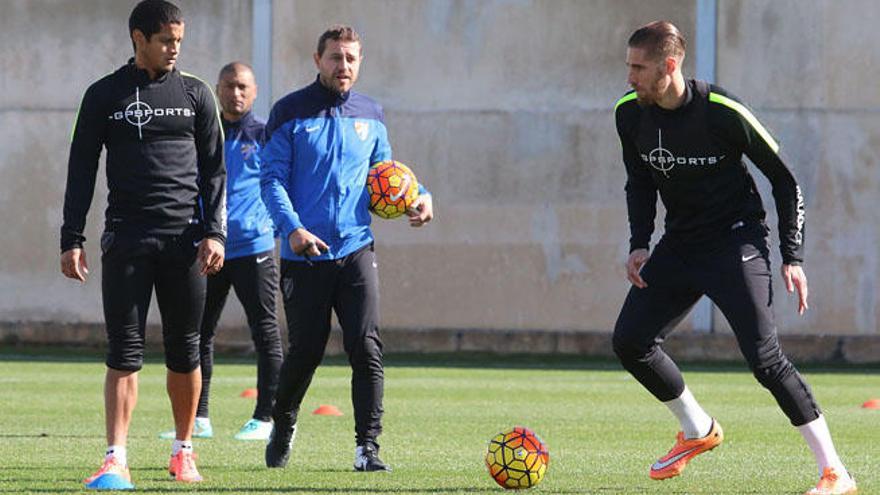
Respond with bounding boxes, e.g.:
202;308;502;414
261;77;426;261
223;111;275;259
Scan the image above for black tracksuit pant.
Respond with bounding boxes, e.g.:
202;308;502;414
272;244;384;447
197;250;283;422
613;222;821;426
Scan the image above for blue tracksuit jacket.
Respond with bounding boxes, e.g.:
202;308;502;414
261;77;426;261
223;111;275;259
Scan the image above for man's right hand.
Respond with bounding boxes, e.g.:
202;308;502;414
626;248;649;288
288;228;329;258
61;248;89;282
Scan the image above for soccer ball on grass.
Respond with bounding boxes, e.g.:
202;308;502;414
485;426;550;489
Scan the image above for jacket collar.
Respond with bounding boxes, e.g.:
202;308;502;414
222;110;254;131
652;79;695;116
126;57;174;84
308;75;350;106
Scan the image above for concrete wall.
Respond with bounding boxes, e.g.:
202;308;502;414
713;0;880;335
0;0;251;325
1;0;877;341
270;0;694;332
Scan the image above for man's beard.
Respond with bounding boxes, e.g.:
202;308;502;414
635;75;665;107
635;93;655;107
636;72;663;108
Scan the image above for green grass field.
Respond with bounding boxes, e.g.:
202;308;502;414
0;350;877;494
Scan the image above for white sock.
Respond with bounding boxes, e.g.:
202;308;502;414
663;386;713;439
171;440;193;456
105;445;127;466
798;415;848;478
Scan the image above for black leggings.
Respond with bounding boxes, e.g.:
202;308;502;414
613;226;820;426
273;244;384;447
197;250;283;421
101;228;205;373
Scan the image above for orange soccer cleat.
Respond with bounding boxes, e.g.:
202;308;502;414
83;456;133;490
649;419;723;480
804;467;857;495
168;450;203;483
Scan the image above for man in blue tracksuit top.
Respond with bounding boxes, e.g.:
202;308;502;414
260;25;434;472
157;62;282;442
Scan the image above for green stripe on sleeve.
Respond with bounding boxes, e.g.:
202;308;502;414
614;92;638;111
182;71;225;141
70;93;86;143
71;73;114;143
709;92;779;153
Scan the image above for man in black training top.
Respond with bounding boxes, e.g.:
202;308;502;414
61;0;224;488
612;21;856;495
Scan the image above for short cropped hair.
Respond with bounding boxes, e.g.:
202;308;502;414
129;0;183;42
628;21;686;61
218;61;254;82
316;25;362;56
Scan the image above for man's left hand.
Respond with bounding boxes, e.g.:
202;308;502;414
197;237;225;275
407;194;433;227
781;264;808;315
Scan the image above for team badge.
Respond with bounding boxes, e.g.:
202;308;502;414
354;121;369;141
241;143;257;160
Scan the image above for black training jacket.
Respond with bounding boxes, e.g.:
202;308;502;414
61;59;226;252
614;79;805;264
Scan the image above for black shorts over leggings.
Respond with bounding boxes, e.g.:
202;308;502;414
101;227;206;373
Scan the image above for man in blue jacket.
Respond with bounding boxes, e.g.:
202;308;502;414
261;25;433;472
157;62;282;442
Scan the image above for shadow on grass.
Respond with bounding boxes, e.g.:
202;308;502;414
0;485;802;494
0;491;499;494
1;346;878;373
0;434;100;439
0;470;828;494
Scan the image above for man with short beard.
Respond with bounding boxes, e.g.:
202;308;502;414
260;24;433;472
612;20;856;495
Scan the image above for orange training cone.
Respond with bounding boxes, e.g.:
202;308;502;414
862;399;880;409
312;404;343;416
240;388;258;399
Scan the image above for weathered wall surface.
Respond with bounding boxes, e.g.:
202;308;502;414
713;0;880;335
1;0;877;345
0;0;251;325
270;0;695;332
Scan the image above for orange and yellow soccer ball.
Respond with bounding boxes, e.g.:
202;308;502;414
366;160;419;219
485;426;550;490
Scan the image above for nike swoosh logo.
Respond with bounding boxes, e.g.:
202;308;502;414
192;240;202;248
305;125;320;132
651;447;698;471
389;174;412;203
742;253;759;262
256;256;270;263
